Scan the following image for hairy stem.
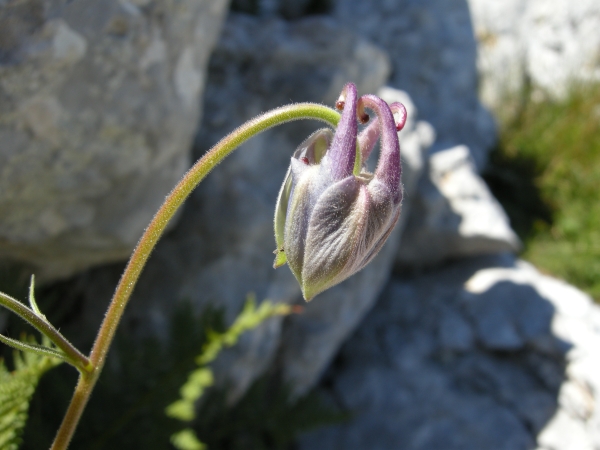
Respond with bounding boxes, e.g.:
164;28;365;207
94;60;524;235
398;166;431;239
50;102;340;450
0;291;91;371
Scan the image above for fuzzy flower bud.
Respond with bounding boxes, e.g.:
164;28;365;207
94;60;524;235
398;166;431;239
273;83;407;301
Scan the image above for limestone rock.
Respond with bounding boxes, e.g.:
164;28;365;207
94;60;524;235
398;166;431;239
469;0;600;113
299;254;600;450
0;0;228;280
396;145;520;269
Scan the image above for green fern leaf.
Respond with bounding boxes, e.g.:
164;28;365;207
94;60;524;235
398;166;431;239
0;337;62;449
167;296;293;450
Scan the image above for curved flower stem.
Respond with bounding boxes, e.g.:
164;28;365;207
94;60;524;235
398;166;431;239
50;102;341;450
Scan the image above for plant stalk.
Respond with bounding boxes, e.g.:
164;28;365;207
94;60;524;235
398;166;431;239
50;102;340;450
0;291;91;371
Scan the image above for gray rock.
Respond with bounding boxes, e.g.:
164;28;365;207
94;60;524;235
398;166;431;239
71;13;397;403
469;0;600;114
277;86;433;398
333;0;497;171
467;0;529;115
277;0;314;19
438;308;475;352
0;0;228;280
299;254;600;449
396;145;520;269
462;281;555;351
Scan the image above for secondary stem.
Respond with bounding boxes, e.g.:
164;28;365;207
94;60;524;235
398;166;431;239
0;291;91;371
50;102;340;450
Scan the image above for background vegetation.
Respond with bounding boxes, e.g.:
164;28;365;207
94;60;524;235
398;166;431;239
484;82;600;300
0;294;345;450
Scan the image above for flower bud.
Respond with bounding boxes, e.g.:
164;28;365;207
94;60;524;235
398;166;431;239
274;83;406;301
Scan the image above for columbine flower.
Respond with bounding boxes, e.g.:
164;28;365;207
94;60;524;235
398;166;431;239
273;82;407;301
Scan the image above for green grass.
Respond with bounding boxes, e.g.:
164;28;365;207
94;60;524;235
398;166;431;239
484;83;600;300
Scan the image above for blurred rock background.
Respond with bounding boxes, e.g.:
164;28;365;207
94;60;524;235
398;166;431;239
0;0;599;448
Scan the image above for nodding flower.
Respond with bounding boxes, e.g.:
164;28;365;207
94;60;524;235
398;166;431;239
273;82;407;301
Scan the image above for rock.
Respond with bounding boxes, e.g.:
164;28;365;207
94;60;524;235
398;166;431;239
396;145;520;269
69;13;397;403
277;0;314;19
469;0;600;114
466;0;528;115
333;0;497;171
537;409;594;450
438;308;475;352
277;86;434;398
298;254;600;450
0;0;228;281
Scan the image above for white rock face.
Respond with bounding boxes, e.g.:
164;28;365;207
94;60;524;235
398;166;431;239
396;145;520;269
469;0;600;111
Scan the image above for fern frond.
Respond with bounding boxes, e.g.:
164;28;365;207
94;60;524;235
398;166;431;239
0;336;62;449
167;296;293;450
170;428;206;450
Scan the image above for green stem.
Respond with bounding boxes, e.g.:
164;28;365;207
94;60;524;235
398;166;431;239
0;291;91;371
0;333;67;360
50;102;340;450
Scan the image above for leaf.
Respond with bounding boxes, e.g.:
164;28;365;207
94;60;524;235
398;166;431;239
0;336;62;450
170;429;206;450
28;275;44;319
167;296;293;450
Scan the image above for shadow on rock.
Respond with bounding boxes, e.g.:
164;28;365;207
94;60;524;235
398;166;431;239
299;253;599;450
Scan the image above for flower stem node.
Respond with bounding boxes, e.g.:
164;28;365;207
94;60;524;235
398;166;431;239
274;83;406;301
